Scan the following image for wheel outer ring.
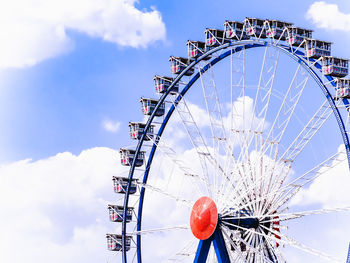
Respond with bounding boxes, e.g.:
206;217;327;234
122;40;350;263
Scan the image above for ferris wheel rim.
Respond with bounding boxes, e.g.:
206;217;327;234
121;38;350;263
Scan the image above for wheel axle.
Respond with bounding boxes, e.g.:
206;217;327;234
220;215;259;230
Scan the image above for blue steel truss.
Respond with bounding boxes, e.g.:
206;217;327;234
121;39;350;263
194;227;230;263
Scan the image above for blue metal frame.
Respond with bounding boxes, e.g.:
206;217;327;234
194;228;230;263
121;40;350;263
212;228;231;263
347;242;350;263
193;238;211;262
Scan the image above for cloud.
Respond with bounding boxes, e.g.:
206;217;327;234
306;1;350;31
163;96;269;152
0;147;128;263
102;118;121;133
2;97;348;261
0;96;272;262
0;0;166;69
0;145;202;263
286;144;350;260
291;145;350;208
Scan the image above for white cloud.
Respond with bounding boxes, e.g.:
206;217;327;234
163;96;269;152
0;147;127;263
2;97;348;261
306;1;350;31
0;0;166;69
291;145;350;207
102;118;121;133
286;145;350;261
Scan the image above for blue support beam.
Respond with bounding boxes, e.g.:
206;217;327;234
194;239;211;263
194;228;230;263
346;242;350;263
212;228;231;263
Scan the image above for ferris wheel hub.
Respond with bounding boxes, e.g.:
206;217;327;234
190;196;218;240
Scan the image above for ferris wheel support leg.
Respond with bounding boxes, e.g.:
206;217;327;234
194;238;211;263
346;242;350;263
212;228;231;263
193;228;231;263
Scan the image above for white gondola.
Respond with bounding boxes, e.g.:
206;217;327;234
335;78;350;98
321;56;349;78
285;26;312;46
187;40;211;60
305;39;331;58
224;21;248;40
106;234;131;252
265;19;292;40
129;122;154;141
205;28;226;47
169;56;194;75
112;176;138;194
244;18;267;38
120;148;145;167
108;205;133;223
140;97;165;116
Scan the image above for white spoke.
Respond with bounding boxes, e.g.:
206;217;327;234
223;221;342;262
130;225;188;235
223;206;350;223
258;224;342;262
279;99;338;163
146;134;206;196
170;95;214;196
260;206;350;223
268;150;346;212
198;61;229;200
166;238;197;262
139;182;194;207
221;225;275;263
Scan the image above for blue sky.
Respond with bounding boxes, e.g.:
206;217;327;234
1;0;350;262
2;0;350;163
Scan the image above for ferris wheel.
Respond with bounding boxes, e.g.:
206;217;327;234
106;17;350;263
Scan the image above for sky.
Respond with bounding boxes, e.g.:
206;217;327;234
1;0;350;262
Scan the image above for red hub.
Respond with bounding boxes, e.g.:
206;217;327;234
190;196;218;240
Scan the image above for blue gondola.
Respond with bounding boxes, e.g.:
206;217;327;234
187;40;211;59
265;19;292;40
335;78;350;98
169;56;194;75
224;21;248;40
140;97;165;116
205;28;227;47
112;176;138;194
106;234;131;251
285;26;312;46
120;148;145;167
305;39;331;58
244;18;267;38
108;204;133;223
154;75;179;94
129;122;154;141
321;56;348;78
